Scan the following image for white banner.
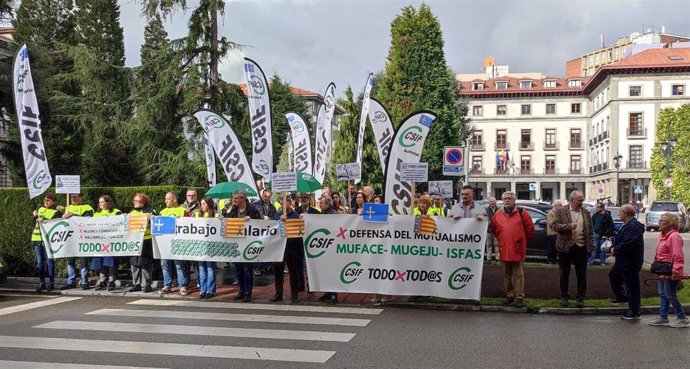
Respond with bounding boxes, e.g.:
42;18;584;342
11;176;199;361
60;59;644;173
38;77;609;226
152;218;286;262
203;133;217;187
286;113;313;175
244;58;273;180
303;214;486;300
384;112;436;214
39;216;145;259
13;44;52;199
368;98;394;176
314;83;336;198
355;73;374;184
193;109;258;195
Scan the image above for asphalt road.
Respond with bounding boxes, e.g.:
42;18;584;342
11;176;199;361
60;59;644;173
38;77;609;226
0;293;688;369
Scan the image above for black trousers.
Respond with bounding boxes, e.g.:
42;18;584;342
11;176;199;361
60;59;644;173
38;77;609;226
274;245;300;297
546;235;558;263
558;245;588;299
622;269;641;316
608;263;628;302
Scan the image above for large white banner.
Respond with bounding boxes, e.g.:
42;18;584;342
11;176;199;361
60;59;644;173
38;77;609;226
193;109;258;194
286;113;313;175
39;216;145;259
303;214;486;300
244;58;273;180
12;44;52;199
384;112;436;215
355;73;374;184
368;98;394;176
314;82;336;198
152;218;287;262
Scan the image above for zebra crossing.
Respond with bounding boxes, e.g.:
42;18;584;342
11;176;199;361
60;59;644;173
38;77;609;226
0;298;384;366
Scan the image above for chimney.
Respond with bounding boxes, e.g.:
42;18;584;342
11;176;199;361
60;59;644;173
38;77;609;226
662;25;665;34
600;34;604;48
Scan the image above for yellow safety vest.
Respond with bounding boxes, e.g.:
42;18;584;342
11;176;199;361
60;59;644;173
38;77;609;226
428;206;445;217
67;204;94;217
31;207;59;242
94;208;121;217
194;212;220;219
129;208;153;240
160;206;187;217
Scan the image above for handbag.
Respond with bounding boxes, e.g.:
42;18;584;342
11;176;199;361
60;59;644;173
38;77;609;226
651;260;673;276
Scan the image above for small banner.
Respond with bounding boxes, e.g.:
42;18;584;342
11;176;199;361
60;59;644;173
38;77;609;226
415;215;438;235
151;216;176;235
303;214;487;300
127;215;149;233
152;218;286;262
361;203;389;223
39;216;145;259
284;218;305;238
224;218;246;237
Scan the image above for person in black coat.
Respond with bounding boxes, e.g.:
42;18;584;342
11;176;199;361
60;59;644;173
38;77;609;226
610;204;645;319
589;202;617;265
227;190;261;302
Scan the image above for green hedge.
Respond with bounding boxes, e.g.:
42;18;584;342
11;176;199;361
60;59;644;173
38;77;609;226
0;185;203;276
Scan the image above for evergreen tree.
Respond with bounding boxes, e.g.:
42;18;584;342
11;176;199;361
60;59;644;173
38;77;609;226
1;0;81;185
651;105;690;203
0;0;12;22
65;0;136;185
377;4;463;181
269;75;311;170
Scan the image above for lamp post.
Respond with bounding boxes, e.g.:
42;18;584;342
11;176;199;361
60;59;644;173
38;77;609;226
613;152;622;205
660;138;677;200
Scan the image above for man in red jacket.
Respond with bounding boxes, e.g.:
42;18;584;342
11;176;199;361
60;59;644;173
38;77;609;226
491;191;535;308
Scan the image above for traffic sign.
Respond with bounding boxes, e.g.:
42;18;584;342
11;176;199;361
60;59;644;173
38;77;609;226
443;146;465;176
633;184;643;194
665;178;673;188
528;183;537;191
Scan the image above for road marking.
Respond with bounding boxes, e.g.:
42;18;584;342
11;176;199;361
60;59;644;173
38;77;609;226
35;320;356;342
0;336;335;363
0;360;167;369
87;308;371;327
0;297;81;317
127;299;383;315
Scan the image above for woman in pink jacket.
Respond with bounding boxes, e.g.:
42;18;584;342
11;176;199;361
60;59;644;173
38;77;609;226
649;213;688;327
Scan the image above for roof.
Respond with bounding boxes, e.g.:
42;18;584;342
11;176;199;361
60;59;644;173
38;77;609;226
459;76;589;98
583;47;690;94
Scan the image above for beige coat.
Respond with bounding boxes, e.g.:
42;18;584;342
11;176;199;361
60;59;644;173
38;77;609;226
552;205;594;253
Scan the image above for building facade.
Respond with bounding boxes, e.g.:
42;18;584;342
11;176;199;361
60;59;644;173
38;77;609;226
460;47;690;205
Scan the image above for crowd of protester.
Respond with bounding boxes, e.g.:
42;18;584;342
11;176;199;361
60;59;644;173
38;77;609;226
30;185;686;325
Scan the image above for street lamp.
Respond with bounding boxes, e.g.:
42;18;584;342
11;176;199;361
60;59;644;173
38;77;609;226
614;152;622;205
660;138;677;200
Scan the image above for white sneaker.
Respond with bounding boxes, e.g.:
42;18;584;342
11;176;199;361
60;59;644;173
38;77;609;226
180;287;189;296
671;318;690;328
158;286;170;294
648;317;669;326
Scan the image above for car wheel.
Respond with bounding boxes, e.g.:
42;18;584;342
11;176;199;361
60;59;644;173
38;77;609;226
646;227;651;232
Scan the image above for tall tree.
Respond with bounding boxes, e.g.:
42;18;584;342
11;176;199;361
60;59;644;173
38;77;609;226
53;0;136;185
651;105;690;203
1;0;81;185
0;0;12;22
377;4;463;181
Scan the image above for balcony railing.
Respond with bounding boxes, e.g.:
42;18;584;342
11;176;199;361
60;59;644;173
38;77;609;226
626;160;647;169
470;168;484;175
520;168;534;175
570;168;582;175
589;130;610;146
495;142;510;150
589;162;611;174
470;142;485;151
494;168;509;175
544;167;557;175
627;127;647;138
520;141;534;150
569;141;583;149
544;141;559;150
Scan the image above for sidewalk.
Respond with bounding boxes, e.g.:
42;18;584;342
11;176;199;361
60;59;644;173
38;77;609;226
1;271;680;316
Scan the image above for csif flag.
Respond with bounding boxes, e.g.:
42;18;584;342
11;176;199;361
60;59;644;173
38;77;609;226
243;58;273;180
384;111;437;215
355;73;374;184
367;98;394;177
12;44;52;199
286;113;313;175
192;109;258;195
313;82;336;198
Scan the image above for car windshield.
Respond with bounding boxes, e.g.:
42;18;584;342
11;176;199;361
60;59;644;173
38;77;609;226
650;203;679;212
608;208;621;221
524;208;544;224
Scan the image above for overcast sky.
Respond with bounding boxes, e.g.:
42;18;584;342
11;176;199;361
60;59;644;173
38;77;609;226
118;0;690;97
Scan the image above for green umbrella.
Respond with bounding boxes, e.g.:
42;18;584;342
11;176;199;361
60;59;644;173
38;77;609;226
296;171;323;192
205;182;257;199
